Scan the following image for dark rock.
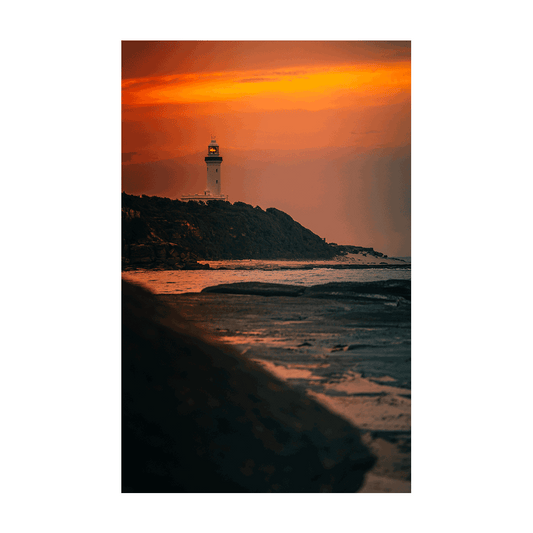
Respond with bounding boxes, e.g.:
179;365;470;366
122;280;376;492
202;282;306;297
154;244;167;261
121;192;338;263
331;345;347;352
183;262;210;270
346;344;373;351
200;281;411;301
129;244;154;264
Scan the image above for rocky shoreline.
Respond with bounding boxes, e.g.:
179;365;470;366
122;279;378;492
122;255;410;271
121;250;410;272
159;281;411;492
121;193;404;271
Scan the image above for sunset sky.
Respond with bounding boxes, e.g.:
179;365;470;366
122;41;411;256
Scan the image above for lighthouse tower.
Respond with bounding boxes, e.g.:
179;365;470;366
205;137;222;196
180;137;228;202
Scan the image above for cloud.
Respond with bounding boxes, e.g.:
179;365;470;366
271;70;309;76
122;41;411;80
239;77;281;83
238;70;310;83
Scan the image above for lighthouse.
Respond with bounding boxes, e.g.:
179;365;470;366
180;137;228;202
205;138;222;196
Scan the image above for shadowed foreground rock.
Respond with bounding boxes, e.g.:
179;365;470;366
122;280;376;492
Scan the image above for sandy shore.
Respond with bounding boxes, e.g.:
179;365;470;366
160;281;411;492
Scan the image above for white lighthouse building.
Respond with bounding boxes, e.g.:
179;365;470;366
181;137;228;202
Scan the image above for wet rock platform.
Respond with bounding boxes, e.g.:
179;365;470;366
160;281;411;492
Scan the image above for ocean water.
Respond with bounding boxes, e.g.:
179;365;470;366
122;260;411;295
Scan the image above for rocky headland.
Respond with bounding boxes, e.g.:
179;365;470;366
122;193;399;270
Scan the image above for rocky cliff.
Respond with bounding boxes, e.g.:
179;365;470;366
122;193;337;269
122;193;390;270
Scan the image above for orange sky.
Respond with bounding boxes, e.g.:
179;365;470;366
122;41;411;256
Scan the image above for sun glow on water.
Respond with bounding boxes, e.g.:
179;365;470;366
122;265;410;295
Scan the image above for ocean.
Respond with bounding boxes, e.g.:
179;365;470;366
122;259;411;295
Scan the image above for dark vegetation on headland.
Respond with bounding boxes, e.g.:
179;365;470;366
122;193;387;270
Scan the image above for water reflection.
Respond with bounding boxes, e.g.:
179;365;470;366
122;261;411;295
